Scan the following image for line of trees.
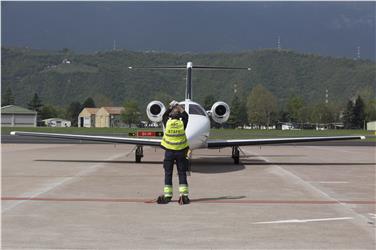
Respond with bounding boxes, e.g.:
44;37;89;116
204;84;376;129
3;85;375;129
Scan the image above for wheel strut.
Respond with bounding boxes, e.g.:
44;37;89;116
232;146;240;164
135;145;143;163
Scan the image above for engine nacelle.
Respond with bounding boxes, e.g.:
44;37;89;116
146;101;166;122
210;101;230;124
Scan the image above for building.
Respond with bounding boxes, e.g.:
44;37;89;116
43;118;71;127
367;121;376;131
1;105;37;127
95;107;125;128
78;108;99;128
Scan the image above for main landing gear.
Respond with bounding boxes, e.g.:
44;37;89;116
232;146;240;165
135;145;143;163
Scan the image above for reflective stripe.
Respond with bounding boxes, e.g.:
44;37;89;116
162;138;188;145
179;185;189;195
164;185;173;192
164;133;186;137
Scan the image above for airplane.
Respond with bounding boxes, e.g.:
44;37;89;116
10;62;365;164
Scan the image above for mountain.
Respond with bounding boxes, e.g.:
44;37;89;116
2;2;375;60
2;47;375;110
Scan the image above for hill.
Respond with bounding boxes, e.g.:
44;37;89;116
2;47;375;110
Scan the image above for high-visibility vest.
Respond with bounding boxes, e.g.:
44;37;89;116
161;118;188;150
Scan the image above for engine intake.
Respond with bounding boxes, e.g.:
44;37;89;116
146;101;166;122
210;101;230;124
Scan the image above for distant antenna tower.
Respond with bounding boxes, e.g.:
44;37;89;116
356;46;360;59
113;40;117;50
325;89;329;104
277;36;281;51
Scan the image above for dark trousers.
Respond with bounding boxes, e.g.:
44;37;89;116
163;149;188;186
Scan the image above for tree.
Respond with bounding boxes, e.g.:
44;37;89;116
82;97;96;108
310;103;335;124
287;95;305;122
352;96;366;129
121;100;140;127
203;95;216;111
27;93;43;112
247;84;277;128
228;94;248;128
153;92;174;107
365;99;376;121
66;102;82;127
342;100;354;129
93;94;113;107
40;105;59;120
1;87;15;106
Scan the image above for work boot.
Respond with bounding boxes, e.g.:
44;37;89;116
178;195;190;205
157;195;171;204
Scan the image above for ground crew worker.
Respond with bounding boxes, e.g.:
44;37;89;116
157;100;190;205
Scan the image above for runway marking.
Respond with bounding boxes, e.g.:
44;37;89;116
310;181;349;184
241;147;376;237
2;197;376;204
369;213;376;219
253;217;353;224
1;152;127;214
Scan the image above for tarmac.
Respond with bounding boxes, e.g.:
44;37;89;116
1;143;375;249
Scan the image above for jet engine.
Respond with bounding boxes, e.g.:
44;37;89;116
210;101;230;124
146;101;166;122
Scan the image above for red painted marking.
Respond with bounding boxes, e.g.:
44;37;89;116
2;197;376;205
137;131;156;137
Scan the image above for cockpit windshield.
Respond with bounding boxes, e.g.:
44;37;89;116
189;104;207;116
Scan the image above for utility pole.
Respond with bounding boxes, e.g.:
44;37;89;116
357;46;360;60
325;89;329;104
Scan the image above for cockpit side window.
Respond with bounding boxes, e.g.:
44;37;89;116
189;104;207;116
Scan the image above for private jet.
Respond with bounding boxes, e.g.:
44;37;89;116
11;62;365;164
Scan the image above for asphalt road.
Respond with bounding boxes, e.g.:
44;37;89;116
2;143;375;249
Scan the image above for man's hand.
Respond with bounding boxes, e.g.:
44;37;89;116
169;100;179;108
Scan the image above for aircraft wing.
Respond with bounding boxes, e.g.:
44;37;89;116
10;131;162;146
207;135;366;148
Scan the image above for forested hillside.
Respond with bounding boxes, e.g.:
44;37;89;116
2;47;375;109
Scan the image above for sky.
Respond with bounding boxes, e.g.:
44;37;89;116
1;1;375;59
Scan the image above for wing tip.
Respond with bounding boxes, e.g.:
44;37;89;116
10;131;16;136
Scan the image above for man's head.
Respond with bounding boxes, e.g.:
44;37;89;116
169;104;184;119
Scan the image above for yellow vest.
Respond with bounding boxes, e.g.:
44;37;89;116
161;118;188;150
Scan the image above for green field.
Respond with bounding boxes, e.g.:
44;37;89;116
2;127;374;141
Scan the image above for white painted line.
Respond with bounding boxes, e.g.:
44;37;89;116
241;147;375;236
253;217;353;224
368;213;376;219
310;181;349;184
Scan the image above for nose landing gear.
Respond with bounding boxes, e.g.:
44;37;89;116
135;145;143;163
232;146;240;164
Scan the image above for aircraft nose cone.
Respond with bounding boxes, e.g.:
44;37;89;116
185;116;210;149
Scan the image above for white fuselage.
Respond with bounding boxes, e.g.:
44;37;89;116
163;100;210;149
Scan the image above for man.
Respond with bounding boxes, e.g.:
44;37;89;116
157;100;190;205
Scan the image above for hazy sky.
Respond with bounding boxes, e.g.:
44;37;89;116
2;1;375;59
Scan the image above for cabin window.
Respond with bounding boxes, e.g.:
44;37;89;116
189;104;206;116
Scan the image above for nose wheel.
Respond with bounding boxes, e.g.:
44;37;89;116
232;146;240;164
135;145;143;163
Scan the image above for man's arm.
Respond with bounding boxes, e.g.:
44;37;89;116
162;108;172;127
180;110;189;130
